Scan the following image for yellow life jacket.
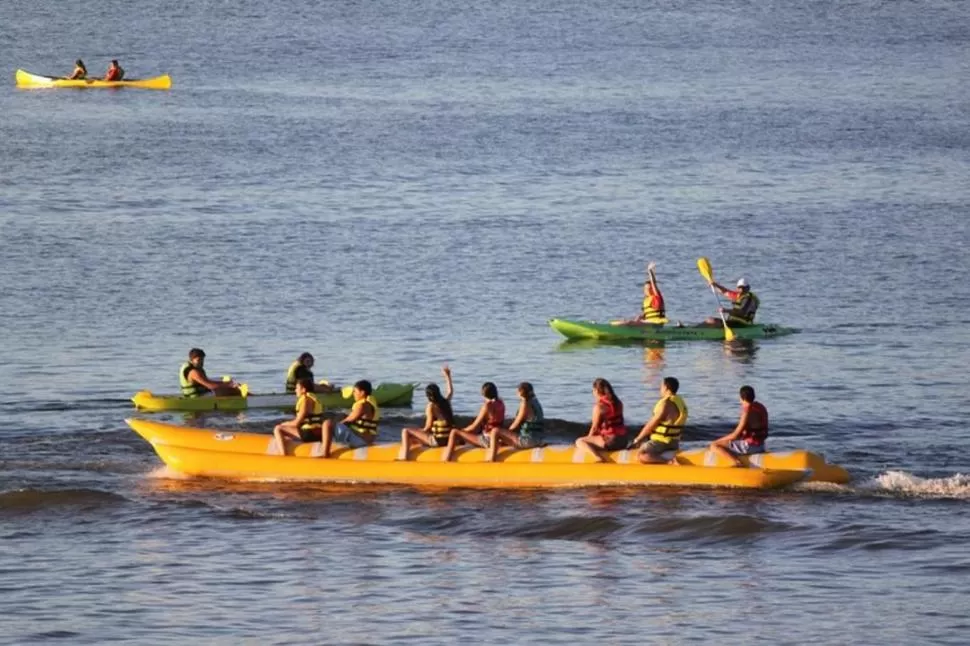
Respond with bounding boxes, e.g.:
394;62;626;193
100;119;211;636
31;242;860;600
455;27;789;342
297;392;325;431
642;290;667;324
179;362;210;398
431;417;451;440
649;394;688;444
285;361;314;393
347;396;380;437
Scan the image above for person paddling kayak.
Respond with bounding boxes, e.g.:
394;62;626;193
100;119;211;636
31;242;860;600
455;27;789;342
284;353;337;394
104;60;125;81
705;277;759;326
629;376;688;464
68;59;87;80
709;385;769;467
614;261;667;326
179;348;242;397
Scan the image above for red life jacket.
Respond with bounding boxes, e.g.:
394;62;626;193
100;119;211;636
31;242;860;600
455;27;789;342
739;401;769;445
485;399;505;428
597;396;626;438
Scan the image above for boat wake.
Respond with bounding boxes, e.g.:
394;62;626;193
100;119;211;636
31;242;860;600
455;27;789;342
866;471;970;500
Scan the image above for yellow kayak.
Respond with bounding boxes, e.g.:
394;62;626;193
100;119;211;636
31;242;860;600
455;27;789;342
15;69;172;90
127;419;849;490
131;382;415;412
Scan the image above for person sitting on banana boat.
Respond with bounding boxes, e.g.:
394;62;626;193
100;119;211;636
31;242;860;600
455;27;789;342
709;385;769;467
317;380;380;458
628;376;688;464
614;261;667;327
272;378;324;454
68;59;87;80
575;378;628;463
397;366;454;461
705;277;759;326
179;348;242;398
485;381;546;462
441;381;506;461
285;353;337;394
103;59;125;81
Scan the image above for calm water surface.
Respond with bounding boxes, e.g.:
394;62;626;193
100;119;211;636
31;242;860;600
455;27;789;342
2;0;969;643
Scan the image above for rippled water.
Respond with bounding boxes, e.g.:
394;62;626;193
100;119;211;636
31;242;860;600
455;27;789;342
2;0;970;643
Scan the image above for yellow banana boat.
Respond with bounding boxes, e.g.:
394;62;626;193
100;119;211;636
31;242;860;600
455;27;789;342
128;418;849;489
131;382;415;412
15;69;172;90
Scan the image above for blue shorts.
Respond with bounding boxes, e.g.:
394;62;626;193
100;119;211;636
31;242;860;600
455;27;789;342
728;440;765;456
334;424;369;449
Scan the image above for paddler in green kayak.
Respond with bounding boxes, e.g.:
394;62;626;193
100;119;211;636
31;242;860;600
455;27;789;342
284;352;337;394
613;261;668;326
705;277;760;326
179;348;242;397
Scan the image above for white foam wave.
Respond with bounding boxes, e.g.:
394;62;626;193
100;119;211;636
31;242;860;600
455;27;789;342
866;470;970;499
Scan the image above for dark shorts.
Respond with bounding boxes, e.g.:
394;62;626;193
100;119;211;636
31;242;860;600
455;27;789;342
641;439;679;457
430;434;449;447
299;427;321;442
603;435;627;451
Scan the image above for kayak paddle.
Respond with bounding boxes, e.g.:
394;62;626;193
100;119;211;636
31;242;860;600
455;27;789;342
696;257;736;342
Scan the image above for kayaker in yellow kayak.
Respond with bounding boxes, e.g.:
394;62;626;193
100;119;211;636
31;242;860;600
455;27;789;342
317;380;379;458
614;261;667;326
629;377;688;464
104;60;125;81
575;378;629;462
272;378;324;453
179;348;242;397
68;59;87;80
441;381;506;461
485;382;546;462
705;277;759;326
397;366;454;460
710;385;769;466
284;353;336;394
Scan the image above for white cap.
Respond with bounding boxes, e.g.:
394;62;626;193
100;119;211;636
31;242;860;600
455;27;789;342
736;278;749;288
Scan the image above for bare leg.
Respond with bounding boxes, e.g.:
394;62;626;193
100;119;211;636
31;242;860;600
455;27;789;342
398;428;412;461
273;424;300;456
575;435;608;463
319;420;335;459
709;442;743;467
487;428;518;462
442;429;461;462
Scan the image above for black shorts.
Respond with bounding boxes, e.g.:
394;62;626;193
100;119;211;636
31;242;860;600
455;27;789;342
603;435;627;451
430;434;449;447
299;427;321;442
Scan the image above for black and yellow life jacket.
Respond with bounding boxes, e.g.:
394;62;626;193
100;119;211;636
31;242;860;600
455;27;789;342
346;396;380;437
649;394;688;445
285;361;315;394
297;392;325;431
179;362;210;398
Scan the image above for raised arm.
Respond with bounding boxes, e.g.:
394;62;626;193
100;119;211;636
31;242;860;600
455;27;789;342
441;365;453;400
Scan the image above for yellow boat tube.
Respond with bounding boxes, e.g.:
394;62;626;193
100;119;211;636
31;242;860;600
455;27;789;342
127;419;835;490
15;69;172;90
131;382;415;412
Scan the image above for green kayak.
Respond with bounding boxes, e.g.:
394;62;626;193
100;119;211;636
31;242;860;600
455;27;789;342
549;318;797;342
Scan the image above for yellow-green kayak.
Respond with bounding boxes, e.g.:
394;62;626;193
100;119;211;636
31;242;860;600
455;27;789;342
15;69;172;90
132;382;415;413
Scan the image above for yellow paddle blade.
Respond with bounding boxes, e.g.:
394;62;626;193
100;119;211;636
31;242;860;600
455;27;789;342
723;325;736;342
341;385;354;398
239;383;249;398
697;257;714;283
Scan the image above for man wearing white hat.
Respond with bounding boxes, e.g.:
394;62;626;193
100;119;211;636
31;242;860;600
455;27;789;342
706;277;760;326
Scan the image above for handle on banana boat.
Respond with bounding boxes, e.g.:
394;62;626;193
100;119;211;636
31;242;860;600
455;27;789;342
696;257;736;342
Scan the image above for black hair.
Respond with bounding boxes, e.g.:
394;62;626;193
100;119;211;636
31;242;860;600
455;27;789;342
663;377;680;394
481;382;498;400
298;352;314;364
518;382;535;399
354;380;373;396
296;378;315;392
425;383;454;426
739;385;755;402
189;348;206;360
593;378;620;408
